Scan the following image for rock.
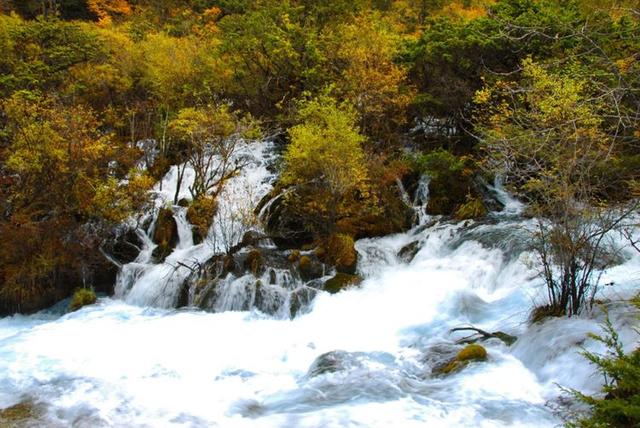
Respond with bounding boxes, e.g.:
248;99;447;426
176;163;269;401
186;196;217;244
110;228;143;264
306;350;353;377
257;190;313;249
323;234;357;274
299;255;324;281
289;287;318;318
433;344;488;375
530;304;565;324
288;249;301;262
243;250;263;276
152;208;178;261
324;273;362;294
177;198;190;207
492;331;517;346
223;254;237;276
0;401;42;426
397;240;420;263
455;197;488;220
241;230;266;247
68;288;96;312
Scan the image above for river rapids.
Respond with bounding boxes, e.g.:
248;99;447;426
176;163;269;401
0;140;639;427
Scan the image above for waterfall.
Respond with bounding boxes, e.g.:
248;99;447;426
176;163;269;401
115;140;279;309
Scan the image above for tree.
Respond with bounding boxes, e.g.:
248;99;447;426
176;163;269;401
167;104;259;204
567;312;640;428
475;58;637;316
280;95;370;237
322;12;414;144
87;0;131;25
0;93;151;313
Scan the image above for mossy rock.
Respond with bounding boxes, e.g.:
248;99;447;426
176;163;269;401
323;234;357;274
324;273;362;294
457;344;487;361
530;304;565;324
434;344;488;375
0;401;41;426
288;250;301;262
244;250;263;276
186;196;217;244
223;254;237;275
455;197;487;220
152;208;178;260
68;288;96;312
299;255;324;281
492;331;517;346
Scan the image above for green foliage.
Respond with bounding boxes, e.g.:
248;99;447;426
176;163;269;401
568;315;640;428
186;195;218;243
281;95;370;236
68;288;97;312
414;149;479;216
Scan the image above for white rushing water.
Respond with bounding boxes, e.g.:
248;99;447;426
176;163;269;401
114;140;277;309
1;146;639;427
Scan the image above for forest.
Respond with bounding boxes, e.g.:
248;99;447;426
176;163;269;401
0;1;639;426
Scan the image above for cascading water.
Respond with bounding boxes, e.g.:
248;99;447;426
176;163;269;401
1;143;639;427
114;140;280;310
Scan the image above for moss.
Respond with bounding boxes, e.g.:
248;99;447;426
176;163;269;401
436;344;488;375
244;250;263;276
456;344;487;361
0;401;40;425
153;208;178;261
186;196;217;244
223;254;236;275
288;250;301;262
299;255;311;270
492;331;517;346
324;273;362;294
323;234;357;274
455;197;487;220
530;304;565;324
68;288;96;312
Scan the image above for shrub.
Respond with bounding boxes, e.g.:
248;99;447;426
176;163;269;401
68;288;97;312
567;314;640;428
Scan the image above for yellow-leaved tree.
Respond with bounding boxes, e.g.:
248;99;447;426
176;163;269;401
281;95;370;237
322;12;414;144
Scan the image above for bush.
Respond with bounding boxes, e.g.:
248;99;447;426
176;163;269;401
186;195;217;243
567;314;640;428
68;288;96;312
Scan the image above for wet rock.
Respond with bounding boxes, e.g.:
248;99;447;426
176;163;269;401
306;351;355;377
432;344;488;375
68;288;97;312
0;401;42;427
322;234;357;274
298;255;324;281
109;228;143;264
152;208;178;262
397;240;420;263
289;287;318;318
257;190;313;249
243;250;264;276
324;273;362;294
492;331;517;346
